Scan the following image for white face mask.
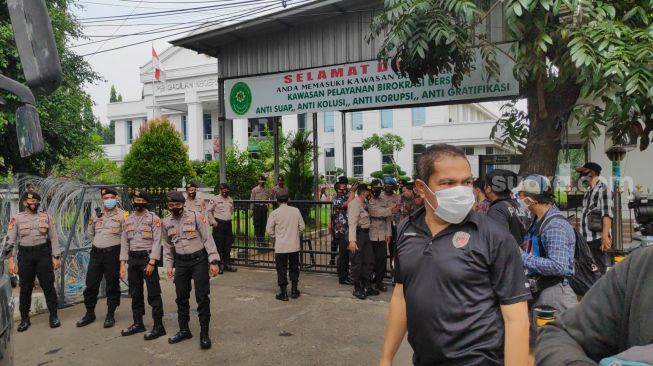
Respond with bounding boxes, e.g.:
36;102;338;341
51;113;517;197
423;184;475;224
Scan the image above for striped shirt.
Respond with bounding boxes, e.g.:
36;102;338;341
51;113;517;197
580;180;613;242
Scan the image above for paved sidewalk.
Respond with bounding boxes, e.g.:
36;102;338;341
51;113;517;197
15;268;413;366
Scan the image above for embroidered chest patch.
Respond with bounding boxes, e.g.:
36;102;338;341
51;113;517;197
452;231;471;249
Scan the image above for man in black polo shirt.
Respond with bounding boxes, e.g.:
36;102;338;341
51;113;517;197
380;144;531;366
485;169;531;246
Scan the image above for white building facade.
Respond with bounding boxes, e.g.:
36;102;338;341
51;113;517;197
104;46;517;181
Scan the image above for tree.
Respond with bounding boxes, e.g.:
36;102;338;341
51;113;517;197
362;133;405;178
121;119;194;188
371;0;653;176
57;146;121;185
0;0;102;176
282;130;314;200
110;85;118;103
224;147;265;199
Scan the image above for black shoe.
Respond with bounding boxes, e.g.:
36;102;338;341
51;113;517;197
365;287;380;296
353;288;367;300
218;264;224;275
200;325;211;350
329;259;336;266
276;286;289;301
375;283;388;292
121;323;146;336
103;313;116;328
49;313;61;328
144;324;166;341
290;289;300;299
76;312;96;327
17;318;30;332
225;264;237;272
168;329;193;344
339;278;354;285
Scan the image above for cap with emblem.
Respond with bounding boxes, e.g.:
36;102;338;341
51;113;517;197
22;190;41;201
219;183;230;190
513;175;552;195
100;187;118;197
371;179;383;189
186;181;199;189
166;191;186;203
132;189;151;202
258;175;266;183
575;162;602;175
358;183;371;192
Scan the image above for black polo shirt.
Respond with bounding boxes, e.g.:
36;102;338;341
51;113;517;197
487;198;531;247
395;207;531;366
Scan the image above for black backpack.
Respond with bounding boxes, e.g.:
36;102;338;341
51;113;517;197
540;213;602;296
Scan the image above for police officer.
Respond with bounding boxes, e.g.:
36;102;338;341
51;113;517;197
250;176;271;247
184;182;206;217
347;183;374;300
119;189;166;340
77;187;125;328
270;176;289;203
6;190;61;331
162;191;220;350
207;183;236;274
368;179;391;293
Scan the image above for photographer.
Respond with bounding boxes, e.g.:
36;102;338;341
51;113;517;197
514;175;578;343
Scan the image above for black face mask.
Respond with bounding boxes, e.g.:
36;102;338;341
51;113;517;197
372;189;382;198
222;191;230;197
171;207;183;216
188;192;197;199
385;187;395;193
133;202;148;212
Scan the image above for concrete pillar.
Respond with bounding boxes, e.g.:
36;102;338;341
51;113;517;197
232;119;249;151
187;102;204;161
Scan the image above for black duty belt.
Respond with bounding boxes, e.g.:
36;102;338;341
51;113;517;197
91;245;120;253
175;249;206;261
254;204;267;208
217;219;232;223
19;243;51;252
357;228;370;233
129;250;151;259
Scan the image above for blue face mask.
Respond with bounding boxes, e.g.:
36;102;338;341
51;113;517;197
103;199;117;210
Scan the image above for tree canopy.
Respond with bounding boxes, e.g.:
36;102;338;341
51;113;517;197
371;0;653;175
0;0;102;176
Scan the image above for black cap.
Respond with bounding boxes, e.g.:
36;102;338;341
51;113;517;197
133;189;151;202
22;190;41;201
166;191;186;203
358;183;371;192
186;181;199;189
278;176;285;182
220;183;230;190
576;162;602;175
259;175;266;182
371;179;382;189
404;181;415;189
100;187;118;197
485;169;518;193
337;176;349;184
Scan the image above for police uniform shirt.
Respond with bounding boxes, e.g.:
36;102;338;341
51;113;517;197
6;211;61;257
206;194;234;225
161;210;220;268
266;204;305;254
270;185;289;200
385;192;401;225
347;198;370;242
368;195;392;241
88;209;126;248
184;196;206;216
250;185;271;201
394;207;531;365
119;210;163;262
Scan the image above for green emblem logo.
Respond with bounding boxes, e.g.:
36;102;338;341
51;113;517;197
229;82;252;116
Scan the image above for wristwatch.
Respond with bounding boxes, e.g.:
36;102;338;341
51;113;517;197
210;260;219;266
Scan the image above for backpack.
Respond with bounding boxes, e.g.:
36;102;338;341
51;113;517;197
538;213;602;296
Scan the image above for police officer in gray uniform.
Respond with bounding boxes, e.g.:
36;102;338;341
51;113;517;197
162;191;220;350
119;189;166;340
78;187;125;328
6;190;61;331
347;183;375;300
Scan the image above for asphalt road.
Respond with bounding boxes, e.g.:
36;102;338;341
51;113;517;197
15;268;412;366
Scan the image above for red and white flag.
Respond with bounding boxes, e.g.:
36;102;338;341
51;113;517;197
152;47;165;82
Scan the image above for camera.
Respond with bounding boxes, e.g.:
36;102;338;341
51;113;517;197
628;193;653;250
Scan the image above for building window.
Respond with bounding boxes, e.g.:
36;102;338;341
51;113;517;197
182;115;188;141
486;147;495;155
381;110;393;129
248;118;273;138
325;148;335;157
352;112;363;131
298;114;307;131
463;147;475;155
324;112;335;132
324;147;335;173
382;151;394;165
412;108;426;126
413;144;426;172
204;152;212;161
203;113;212;140
126;120;133;144
353;147;364;179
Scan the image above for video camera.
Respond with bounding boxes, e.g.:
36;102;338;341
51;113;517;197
628;193;653;249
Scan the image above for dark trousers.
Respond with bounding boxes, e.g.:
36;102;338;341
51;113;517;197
18;247;58;318
587;239;608;274
212;220;234;264
127;256;163;322
371;241;387;285
174;253;210;328
84;246;121;313
334;233;350;280
253;205;268;244
350;230;373;283
275;252;300;287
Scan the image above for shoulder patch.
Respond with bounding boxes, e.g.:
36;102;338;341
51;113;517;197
10;217;16;224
